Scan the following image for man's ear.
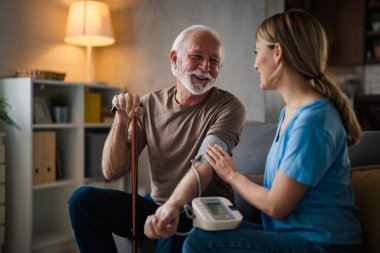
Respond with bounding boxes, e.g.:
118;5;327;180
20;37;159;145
170;50;178;69
274;43;282;64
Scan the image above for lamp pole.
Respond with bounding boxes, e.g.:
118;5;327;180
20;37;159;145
86;44;93;82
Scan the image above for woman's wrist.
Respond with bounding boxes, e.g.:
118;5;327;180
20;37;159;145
226;170;241;186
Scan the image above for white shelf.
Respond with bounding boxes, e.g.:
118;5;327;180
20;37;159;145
0;77;124;253
33;179;77;190
85;123;113;128
33;123;79;129
32;231;75;252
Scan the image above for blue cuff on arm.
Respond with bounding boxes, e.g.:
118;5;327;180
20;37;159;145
193;135;230;167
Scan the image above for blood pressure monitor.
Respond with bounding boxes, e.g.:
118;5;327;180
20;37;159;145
192;197;243;231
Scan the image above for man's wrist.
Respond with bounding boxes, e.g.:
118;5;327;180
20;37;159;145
113;113;131;132
164;199;183;210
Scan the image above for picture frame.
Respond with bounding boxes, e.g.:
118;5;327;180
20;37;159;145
33;96;52;124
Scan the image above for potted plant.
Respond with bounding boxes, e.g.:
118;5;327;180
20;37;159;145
0;94;21;130
51;94;70;123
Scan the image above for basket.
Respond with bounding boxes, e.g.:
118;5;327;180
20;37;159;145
15;70;66;81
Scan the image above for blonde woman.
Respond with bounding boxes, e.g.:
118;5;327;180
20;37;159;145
183;9;364;253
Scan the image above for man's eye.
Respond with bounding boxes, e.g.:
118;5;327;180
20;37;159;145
210;59;220;64
189;55;202;60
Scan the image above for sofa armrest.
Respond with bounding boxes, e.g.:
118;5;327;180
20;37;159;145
348;131;380;167
351;165;380;253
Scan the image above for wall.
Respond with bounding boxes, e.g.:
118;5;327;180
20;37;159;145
98;0;282;193
0;0;284;194
97;0;270;122
264;0;285;123
0;0;85;81
0;0;285;123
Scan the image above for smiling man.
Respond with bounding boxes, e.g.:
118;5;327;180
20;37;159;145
68;25;245;253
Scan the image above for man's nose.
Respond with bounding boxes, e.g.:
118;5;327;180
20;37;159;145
199;59;210;72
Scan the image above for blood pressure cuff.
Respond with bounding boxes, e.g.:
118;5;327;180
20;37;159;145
193;135;231;168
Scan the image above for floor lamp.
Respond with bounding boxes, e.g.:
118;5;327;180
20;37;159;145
64;0;115;82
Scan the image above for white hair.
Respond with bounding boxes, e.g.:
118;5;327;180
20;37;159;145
170;25;224;76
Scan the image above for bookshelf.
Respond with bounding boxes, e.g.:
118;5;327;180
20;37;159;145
0;77;124;253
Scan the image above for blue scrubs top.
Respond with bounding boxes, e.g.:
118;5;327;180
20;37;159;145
262;98;363;245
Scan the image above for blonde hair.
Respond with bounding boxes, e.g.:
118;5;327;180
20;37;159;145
256;9;361;145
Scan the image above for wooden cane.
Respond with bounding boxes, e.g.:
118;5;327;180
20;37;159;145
111;105;138;253
131;113;138;253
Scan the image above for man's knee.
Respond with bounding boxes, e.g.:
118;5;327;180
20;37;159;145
68;186;99;211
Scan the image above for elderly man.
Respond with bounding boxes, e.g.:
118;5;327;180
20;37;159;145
68;25;245;253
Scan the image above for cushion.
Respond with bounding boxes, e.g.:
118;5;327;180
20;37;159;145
233;121;277;175
232;121;277;223
351;165;380;253
348;131;380;167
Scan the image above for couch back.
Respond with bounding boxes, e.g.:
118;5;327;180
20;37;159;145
348;131;380;167
233;121;380;174
232;121;276;222
233;121;277;176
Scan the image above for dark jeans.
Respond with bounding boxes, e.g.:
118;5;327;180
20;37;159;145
183;221;365;253
68;186;192;253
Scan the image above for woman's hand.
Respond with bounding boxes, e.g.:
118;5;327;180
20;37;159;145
205;144;240;184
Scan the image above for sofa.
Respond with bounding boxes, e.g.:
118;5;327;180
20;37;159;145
114;121;380;253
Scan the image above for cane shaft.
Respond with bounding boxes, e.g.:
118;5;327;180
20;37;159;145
131;114;138;253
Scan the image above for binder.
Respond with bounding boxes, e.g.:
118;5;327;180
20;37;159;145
33;131;56;185
85;93;101;123
0;185;4;204
0;205;4;224
85;131;108;178
0;165;5;184
0;143;4;164
33;132;44;185
43;132;56;183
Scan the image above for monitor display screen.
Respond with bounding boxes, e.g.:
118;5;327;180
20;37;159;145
207;202;228;216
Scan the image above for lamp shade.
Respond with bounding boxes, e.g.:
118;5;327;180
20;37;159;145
65;0;115;47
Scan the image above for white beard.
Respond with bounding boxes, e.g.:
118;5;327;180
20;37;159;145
177;68;216;95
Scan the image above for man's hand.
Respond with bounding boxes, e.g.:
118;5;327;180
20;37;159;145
144;203;180;239
112;93;144;119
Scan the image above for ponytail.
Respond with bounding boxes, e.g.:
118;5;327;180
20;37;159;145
312;75;361;146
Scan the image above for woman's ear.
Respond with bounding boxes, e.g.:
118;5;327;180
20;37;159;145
274;43;282;64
